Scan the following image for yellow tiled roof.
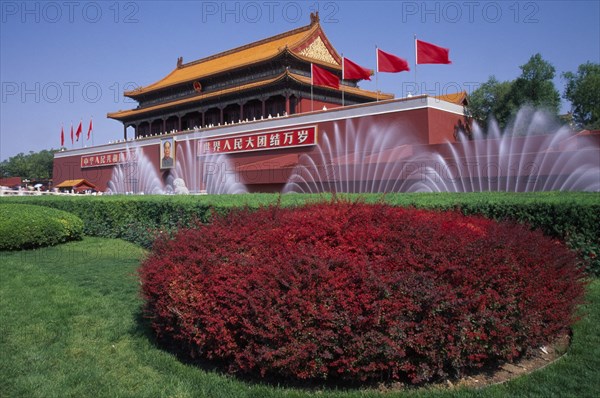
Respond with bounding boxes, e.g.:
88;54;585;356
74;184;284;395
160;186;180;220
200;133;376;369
108;71;393;120
434;91;468;106
124;18;338;98
55;179;96;188
110;73;287;120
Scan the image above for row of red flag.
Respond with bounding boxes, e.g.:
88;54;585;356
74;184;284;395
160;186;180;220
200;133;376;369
59;41;449;146
312;39;451;89
60;118;93;146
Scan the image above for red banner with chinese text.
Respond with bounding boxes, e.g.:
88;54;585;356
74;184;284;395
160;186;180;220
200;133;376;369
198;126;317;155
81;151;133;168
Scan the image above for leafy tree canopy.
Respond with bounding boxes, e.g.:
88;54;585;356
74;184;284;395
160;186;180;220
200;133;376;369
563;62;600;130
509;53;560;114
468;76;514;128
0;149;58;180
468;53;561;130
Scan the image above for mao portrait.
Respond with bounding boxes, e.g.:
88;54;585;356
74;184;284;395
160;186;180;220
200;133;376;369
160;138;175;169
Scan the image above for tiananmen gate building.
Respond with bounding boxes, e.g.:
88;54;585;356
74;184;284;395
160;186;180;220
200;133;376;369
53;13;473;193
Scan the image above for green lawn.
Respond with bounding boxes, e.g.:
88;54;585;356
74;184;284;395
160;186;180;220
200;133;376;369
1;238;598;397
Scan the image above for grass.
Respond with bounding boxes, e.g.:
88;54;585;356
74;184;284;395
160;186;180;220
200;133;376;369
1;237;598;397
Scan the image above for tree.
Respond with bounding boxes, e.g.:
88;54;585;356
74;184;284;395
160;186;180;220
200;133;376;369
467;54;561;131
0;149;57;180
508;53;561;115
468;76;514;129
563;62;600;129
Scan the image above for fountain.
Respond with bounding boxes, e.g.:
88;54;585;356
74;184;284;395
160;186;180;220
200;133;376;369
106;145;164;194
283;118;436;193
171;138;247;194
283;107;600;193
427;107;600;192
105;107;598;195
106;138;248;194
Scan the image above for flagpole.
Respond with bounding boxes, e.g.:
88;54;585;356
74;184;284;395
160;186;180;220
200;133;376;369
91;116;94;147
375;45;379;101
311;63;314;112
341;54;345;107
414;34;418;94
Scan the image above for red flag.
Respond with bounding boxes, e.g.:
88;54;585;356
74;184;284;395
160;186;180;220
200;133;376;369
343;57;372;81
75;121;82;141
312;64;339;89
416;39;451;64
70;123;74;144
377;49;410;73
87;118;93;140
60;126;64;146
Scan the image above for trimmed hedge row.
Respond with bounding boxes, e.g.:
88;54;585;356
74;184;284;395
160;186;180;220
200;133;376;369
0;195;316;248
140;202;587;383
0;203;83;250
4;192;599;274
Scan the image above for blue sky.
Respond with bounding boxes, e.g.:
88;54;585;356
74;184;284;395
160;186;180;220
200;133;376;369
1;1;599;160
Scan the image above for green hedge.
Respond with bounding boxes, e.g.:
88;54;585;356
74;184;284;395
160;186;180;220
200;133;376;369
0;203;84;250
4;192;599;274
0;195;323;248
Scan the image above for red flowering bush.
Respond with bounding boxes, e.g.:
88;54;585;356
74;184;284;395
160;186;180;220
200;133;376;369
139;202;586;384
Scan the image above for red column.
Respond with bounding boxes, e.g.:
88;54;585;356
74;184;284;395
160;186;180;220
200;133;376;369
285;94;290;115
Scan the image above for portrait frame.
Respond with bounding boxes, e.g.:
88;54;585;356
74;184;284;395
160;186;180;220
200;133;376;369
160;137;175;169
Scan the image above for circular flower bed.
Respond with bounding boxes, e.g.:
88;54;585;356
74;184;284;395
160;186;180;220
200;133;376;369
139;202;586;384
0;203;84;250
